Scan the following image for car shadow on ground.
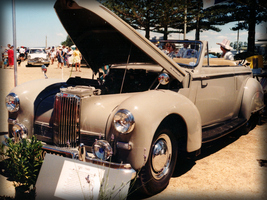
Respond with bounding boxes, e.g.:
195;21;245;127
173;112;267;179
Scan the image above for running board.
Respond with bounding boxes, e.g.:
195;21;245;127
202;118;247;143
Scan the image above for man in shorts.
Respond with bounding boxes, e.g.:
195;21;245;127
18;46;25;66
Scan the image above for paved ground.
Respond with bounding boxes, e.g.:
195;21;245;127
0;61;266;199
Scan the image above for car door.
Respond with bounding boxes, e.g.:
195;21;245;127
193;66;236;126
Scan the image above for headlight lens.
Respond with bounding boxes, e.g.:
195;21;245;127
5;93;20;112
92;140;113;160
114;109;135;134
12;123;28;139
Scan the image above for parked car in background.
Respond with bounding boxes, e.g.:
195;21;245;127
5;0;265;197
27;47;50;67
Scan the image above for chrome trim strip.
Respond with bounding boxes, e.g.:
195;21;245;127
35;121;50;127
192;72;252;81
80;129;105;137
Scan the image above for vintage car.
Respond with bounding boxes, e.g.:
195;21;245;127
27;47;50;67
5;0;264;196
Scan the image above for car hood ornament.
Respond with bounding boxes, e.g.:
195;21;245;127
54;0;185;82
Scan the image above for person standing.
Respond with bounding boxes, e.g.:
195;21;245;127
66;47;73;68
62;45;68;66
18;46;25;66
73;47;82;72
7;46;14;68
3;48;8;69
216;39;234;61
1;45;4;68
50;47;56;65
56;46;64;69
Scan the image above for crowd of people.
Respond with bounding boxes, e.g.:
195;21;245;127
45;45;82;71
155;38;234;61
1;38;234;70
1;44;83;71
1;44;14;69
160;42;199;59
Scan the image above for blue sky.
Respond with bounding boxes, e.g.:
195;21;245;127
1;0;266;53
0;0;67;48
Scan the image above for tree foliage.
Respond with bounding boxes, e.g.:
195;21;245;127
99;0;240;40
185;0;237;40
99;0;159;39
61;35;74;47
226;0;267;54
92;0;267;54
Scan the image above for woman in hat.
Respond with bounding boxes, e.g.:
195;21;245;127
216;39;234;60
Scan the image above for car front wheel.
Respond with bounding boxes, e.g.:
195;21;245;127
139;128;178;196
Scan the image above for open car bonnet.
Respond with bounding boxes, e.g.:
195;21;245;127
54;0;185;81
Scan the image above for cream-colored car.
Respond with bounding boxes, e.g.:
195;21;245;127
27;47;50;67
5;0;264;196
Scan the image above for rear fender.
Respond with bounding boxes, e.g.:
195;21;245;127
240;78;264;120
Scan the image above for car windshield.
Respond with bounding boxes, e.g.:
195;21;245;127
30;49;44;54
155;40;202;68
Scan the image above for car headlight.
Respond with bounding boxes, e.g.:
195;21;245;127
114;109;135;134
5;93;20;112
92;140;113;160
12;123;28;140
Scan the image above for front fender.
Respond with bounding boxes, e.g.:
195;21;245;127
240;78;264;120
107;90;202;170
8;79;65;136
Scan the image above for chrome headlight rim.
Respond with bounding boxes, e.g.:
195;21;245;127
5;93;20;113
113;109;135;134
12;123;28;140
92;140;113;160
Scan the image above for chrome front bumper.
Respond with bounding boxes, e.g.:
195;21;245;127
42;144;136;179
28;59;50;65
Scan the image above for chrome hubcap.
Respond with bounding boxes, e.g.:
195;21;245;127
151;133;172;179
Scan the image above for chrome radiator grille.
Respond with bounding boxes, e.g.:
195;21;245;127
53;93;80;147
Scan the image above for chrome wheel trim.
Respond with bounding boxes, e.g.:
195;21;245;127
151;133;172;180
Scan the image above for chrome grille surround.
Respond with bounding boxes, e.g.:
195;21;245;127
53;93;80;147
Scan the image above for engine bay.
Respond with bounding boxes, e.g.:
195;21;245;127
66;65;182;95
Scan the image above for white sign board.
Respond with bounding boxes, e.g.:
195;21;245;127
36;154;134;200
54;160;104;200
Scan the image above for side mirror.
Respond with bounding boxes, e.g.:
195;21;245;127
41;65;48;79
158;73;170;85
155;73;170;89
